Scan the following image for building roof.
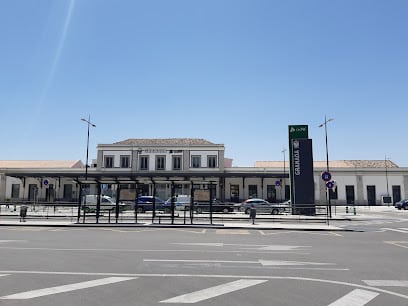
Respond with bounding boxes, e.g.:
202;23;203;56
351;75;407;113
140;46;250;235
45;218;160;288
113;138;218;146
254;160;399;168
0;160;84;169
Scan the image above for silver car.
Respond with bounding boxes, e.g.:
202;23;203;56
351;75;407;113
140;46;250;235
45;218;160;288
240;198;283;215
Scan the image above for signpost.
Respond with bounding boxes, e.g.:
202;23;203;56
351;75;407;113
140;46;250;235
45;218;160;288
321;172;331;182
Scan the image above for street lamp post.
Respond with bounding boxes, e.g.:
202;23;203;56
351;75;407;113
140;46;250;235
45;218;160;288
385;155;390;206
78;116;96;223
81;115;96;180
318;115;334;218
281;148;287;202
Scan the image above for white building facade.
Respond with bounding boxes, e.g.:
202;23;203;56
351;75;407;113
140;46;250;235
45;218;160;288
1;139;407;206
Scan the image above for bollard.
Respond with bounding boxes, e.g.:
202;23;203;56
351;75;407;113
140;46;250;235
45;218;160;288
346;206;349;213
353;207;356;215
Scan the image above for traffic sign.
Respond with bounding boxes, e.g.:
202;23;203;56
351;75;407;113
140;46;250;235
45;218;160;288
326;181;334;189
275;180;281;186
321;172;332;182
43;179;49;186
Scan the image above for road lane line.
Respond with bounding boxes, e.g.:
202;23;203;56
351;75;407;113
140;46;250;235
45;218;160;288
384;241;408;249
160;279;267;303
363;280;408;287
0;277;136;299
0;246;308;254
327;289;379;306
144;259;334;266
382;228;408;233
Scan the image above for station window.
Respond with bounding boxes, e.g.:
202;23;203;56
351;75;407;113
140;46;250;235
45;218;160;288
120;155;130;168
11;184;20;199
248;185;258;198
156;155;166;170
208;155;217;168
140;156;149;170
172;156;182;170
104;156;113;168
191;155;201;168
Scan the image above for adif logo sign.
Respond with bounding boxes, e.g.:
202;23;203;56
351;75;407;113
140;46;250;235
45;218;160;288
290;126;307;133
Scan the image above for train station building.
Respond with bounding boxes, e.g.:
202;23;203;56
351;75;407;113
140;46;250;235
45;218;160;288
0;138;406;206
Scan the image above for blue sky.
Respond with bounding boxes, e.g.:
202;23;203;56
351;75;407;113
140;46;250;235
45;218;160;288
1;0;407;166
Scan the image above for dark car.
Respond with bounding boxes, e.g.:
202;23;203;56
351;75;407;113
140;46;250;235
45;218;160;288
135;196;166;213
194;199;235;213
395;199;408;210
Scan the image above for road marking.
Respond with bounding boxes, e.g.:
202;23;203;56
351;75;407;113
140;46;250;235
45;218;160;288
0;277;136;299
259;230;294;235
144;259;335;267
0;240;27;244
160;279;267;303
99;228;163;233
0;246;302;254
327;289;379;306
382;228;408;233
259;230;343;237
384;241;408;249
363;280;408;287
0;271;407;300
171;243;310;251
216;229;250;235
164;228;207;234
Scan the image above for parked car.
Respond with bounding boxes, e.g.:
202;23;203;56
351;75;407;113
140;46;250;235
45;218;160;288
81;195;127;212
194;199;235;213
395;199;408;210
164;195;193;211
135;196;166;213
239;198;284;215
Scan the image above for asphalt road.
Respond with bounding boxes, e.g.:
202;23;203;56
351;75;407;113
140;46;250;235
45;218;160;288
0;212;406;305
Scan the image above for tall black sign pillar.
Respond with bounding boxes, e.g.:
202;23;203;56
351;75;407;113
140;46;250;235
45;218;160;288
288;125;315;215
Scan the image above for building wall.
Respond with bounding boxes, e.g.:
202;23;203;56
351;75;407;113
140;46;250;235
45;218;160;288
98;148;221;172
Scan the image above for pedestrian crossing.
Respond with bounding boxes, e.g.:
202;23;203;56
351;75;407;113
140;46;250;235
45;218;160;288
0;273;407;304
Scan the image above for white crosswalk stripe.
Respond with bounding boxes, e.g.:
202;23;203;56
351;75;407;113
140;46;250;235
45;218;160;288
159;279;267;303
327;289;379;306
0;277;136;299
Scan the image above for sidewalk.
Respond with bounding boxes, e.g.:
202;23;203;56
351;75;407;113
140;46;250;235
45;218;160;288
0;219;344;231
0;205;402;231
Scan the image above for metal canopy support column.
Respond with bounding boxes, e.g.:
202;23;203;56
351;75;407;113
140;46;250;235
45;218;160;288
96;182;101;224
152;180;156;223
115;184;121;224
134;181;139;224
209;182;214;224
77;184;82;223
190;181;195;224
171;181;175;224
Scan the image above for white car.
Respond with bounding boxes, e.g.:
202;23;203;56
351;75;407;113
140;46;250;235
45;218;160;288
239;198;284;215
81;195;126;212
164;195;193;211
